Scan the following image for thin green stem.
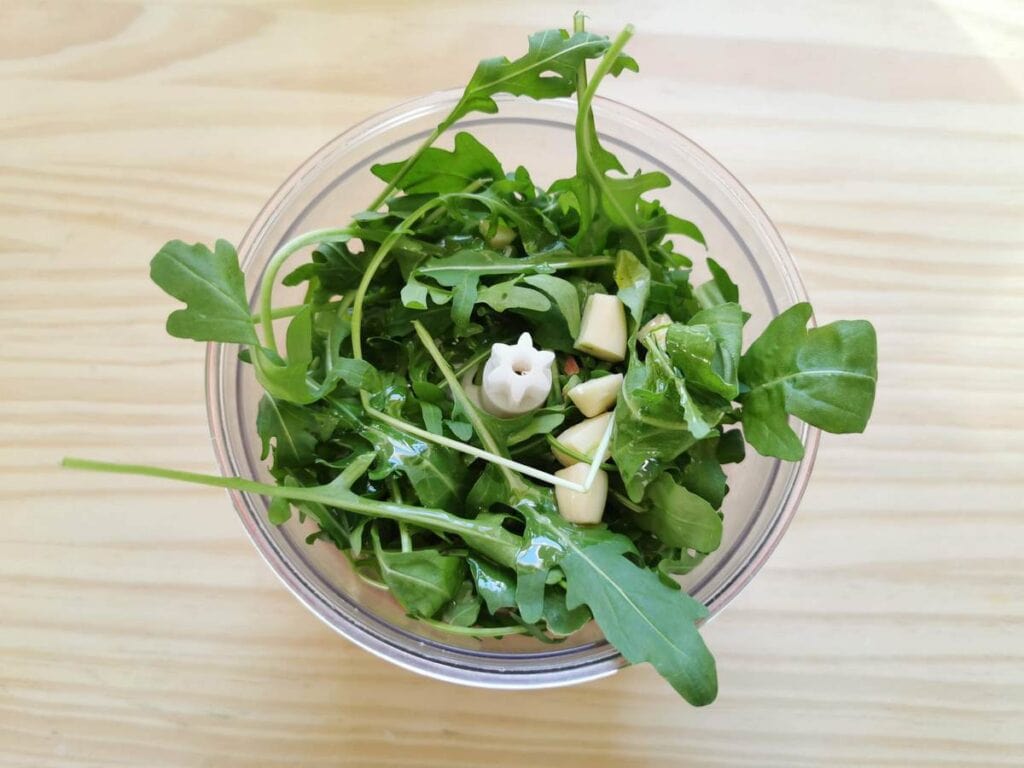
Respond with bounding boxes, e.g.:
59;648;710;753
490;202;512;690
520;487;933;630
258;227;352;353
368;125;445;211
351;197;445;364
417;618;532;637
61;457;519;567
610;489;645;514
546;434;617;472
412;321;505;462
252;298;346;323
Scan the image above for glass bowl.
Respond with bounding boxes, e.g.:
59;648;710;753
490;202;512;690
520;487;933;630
206;90;819;690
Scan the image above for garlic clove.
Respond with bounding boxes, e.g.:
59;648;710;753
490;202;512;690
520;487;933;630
479;220;517;250
555;464;608;524
552;412;613;467
575;294;627;362
567;373;623;417
479;332;555;418
638;312;673;349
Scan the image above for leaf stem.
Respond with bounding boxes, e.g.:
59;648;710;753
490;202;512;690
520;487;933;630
258;227;352;353
417;618;532;637
61;457;520;567
368;125;445;211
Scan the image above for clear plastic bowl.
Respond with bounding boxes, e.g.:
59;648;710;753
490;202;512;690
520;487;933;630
206;91;819;689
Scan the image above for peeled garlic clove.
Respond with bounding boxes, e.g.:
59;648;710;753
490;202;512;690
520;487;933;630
567;373;623;417
552;412;613;467
479;220;517;249
575;294;626;362
555;464;608;524
479;332;555;418
638;312;673;349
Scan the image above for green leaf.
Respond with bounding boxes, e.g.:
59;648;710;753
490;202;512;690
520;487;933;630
681;437;728;508
372;132;504;195
614;249;650;323
665;302;743;400
451;273;479;330
694;258;739;309
267;496;292;525
419;401;444;435
253;307;317;404
442;581;483;627
363;421;469;511
476;280;551;313
543;586;591;636
612;354;698;502
740;303;878;460
522;274;581;337
444;29;613;129
150;239;257;345
641;475;723;553
256;394;319;469
561;535;717;706
373;531;466;618
467;557;517;614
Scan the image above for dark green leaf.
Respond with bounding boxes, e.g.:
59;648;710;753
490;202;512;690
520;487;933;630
641;475;723;553
740;303;878;460
694;257;739;309
150;239;257;345
467;557;517;614
614;249;650;323
256;394;319;469
442;581;483;627
372;132;504;195
561;534;717;706
444;29;612;128
373;533;466;618
522;274;581;337
665;302;743;400
543;586;591;636
362;421;468;511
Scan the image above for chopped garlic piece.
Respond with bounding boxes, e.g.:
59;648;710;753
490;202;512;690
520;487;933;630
567;373;623;417
638;312;672;349
552;412;613;467
479;220;517;249
575;294;626;362
479;332;555;418
555;463;608;524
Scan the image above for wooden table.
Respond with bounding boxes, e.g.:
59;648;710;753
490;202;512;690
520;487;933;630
3;1;1022;765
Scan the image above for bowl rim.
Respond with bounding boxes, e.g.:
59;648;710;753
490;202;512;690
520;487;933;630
205;89;820;690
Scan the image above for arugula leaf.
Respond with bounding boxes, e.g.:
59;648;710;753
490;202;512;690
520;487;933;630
372;132;504;195
641;475;723;553
476;280;551;313
612;353;698;502
681;436;728;508
445;29;613;128
363;420;469;511
522;274;581;337
252;307;318;404
372;529;466;618
694;257;739;309
560;533;716;705
256;395;319;469
543;586;592;636
150;239;257;345
467;557;518;614
740;303;878;460
442;581;483;627
665;302;743;400
614;249;650;323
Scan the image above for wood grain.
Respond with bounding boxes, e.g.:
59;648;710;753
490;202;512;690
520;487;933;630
2;1;1023;765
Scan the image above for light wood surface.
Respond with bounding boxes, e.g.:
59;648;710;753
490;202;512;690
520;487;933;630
2;1;1023;765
